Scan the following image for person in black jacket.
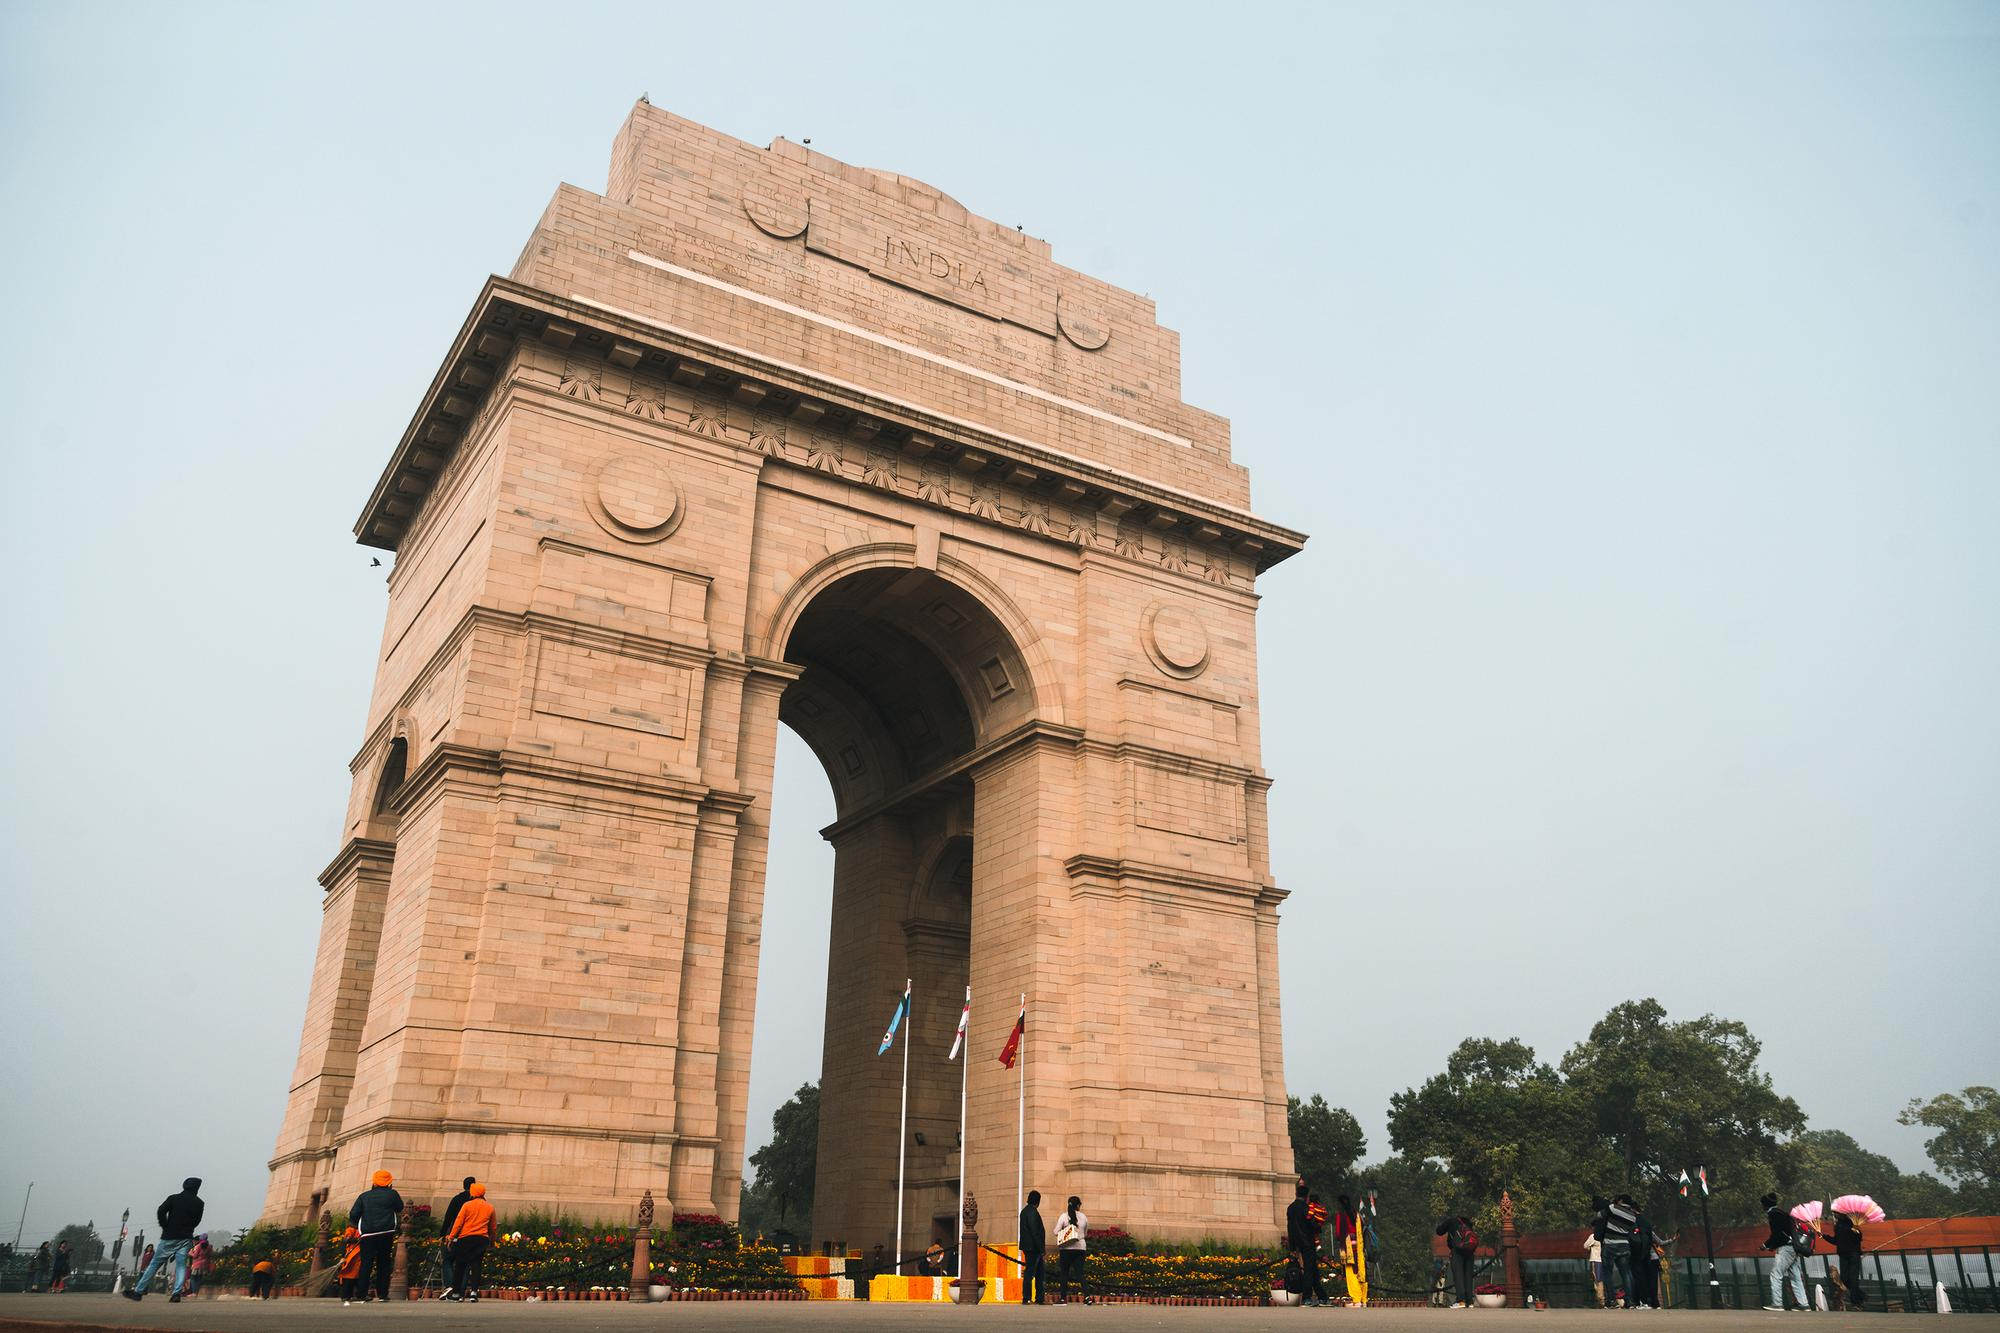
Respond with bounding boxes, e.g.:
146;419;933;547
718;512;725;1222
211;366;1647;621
352;1170;405;1302
441;1177;476;1236
438;1175;476;1296
1619;1197;1659;1309
1285;1183;1330;1306
1825;1213;1866;1310
1019;1190;1047;1305
123;1177;203;1302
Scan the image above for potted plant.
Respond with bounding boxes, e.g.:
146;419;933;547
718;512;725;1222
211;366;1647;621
1474;1282;1508;1309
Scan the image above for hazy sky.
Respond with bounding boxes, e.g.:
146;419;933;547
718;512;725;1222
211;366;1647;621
2;0;1995;1242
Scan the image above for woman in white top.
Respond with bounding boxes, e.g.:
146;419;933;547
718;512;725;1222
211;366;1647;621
1054;1195;1089;1304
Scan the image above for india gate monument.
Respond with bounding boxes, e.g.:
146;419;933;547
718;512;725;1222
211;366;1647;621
265;102;1306;1252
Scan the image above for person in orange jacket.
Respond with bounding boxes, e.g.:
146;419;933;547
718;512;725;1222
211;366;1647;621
442;1182;496;1302
336;1227;364;1306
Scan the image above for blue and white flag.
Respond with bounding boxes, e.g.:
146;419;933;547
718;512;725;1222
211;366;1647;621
878;979;912;1056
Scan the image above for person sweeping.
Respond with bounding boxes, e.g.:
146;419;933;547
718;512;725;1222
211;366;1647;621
337;1227;365;1306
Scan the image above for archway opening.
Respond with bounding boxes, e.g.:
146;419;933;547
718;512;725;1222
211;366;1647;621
743;566;1035;1261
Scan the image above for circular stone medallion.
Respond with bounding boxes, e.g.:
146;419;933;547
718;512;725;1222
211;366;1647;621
1143;602;1210;678
1056;292;1112;351
588;451;684;543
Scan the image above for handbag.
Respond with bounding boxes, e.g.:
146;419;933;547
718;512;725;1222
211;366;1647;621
1054;1220;1079;1247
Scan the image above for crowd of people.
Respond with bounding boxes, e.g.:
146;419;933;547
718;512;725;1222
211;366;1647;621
1284;1184;1373;1306
102;1167;497;1306
328;1169;497;1304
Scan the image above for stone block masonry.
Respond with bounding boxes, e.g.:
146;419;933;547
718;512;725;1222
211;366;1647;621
267;101;1306;1255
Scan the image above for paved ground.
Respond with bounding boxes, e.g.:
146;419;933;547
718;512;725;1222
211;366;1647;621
0;1296;1993;1333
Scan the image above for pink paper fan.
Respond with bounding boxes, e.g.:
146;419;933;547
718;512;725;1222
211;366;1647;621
1790;1201;1823;1224
1832;1195;1886;1223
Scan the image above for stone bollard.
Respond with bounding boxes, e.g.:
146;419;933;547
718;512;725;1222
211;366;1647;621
630;1190;656;1298
308;1209;332;1289
952;1191;984;1305
389;1206;412;1300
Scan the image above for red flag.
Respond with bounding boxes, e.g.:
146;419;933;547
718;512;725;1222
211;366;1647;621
997;999;1025;1068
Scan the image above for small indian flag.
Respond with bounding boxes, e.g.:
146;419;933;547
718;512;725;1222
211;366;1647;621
1678;1169;1691;1198
947;986;971;1059
1697;1166;1711;1197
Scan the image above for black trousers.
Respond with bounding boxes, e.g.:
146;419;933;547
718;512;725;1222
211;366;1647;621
248;1271;275;1298
1631;1256;1658;1307
1450;1250;1476;1305
358;1234;395;1299
1020;1247;1045;1303
1057;1248;1087;1302
450;1236;489;1295
1840;1256;1865;1308
1301;1247;1330;1302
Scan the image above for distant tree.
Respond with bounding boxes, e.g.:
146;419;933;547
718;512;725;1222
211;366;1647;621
1899;1087;2000;1197
1288;1094;1366;1193
53;1223;103;1265
1388;1036;1609;1231
1782;1129;1905;1204
1559;999;1804;1230
747;1082;819;1234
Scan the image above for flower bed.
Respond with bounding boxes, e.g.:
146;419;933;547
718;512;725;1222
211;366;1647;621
1085;1252;1280;1300
207;1210;797;1296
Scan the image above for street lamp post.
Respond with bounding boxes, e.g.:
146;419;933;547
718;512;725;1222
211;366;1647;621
1692;1167;1722;1309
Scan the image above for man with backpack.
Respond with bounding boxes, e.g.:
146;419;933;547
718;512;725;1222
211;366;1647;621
1435;1213;1478;1308
1761;1193;1811;1311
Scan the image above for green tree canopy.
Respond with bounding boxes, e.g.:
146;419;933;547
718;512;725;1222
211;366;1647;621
1558;999;1804;1231
1288;1094;1366;1194
746;1082;819;1233
1900;1087;2000;1189
1387;1036;1608;1231
52;1223;104;1264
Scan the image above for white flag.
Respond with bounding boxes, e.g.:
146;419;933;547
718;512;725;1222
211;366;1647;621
947;986;971;1059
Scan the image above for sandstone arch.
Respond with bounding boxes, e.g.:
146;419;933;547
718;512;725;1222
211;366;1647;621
264;102;1306;1250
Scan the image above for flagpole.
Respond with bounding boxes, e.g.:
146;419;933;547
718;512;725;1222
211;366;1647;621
1016;993;1026;1221
957;985;970;1282
896;978;910;1275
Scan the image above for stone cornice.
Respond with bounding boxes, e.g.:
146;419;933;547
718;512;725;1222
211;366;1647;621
386;740;737;831
317;837;397;891
1063;853;1269;903
357;280;1306;576
1060;1157;1293;1185
334;1115;697;1150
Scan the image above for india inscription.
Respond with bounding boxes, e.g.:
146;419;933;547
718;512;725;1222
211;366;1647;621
264;101;1306;1255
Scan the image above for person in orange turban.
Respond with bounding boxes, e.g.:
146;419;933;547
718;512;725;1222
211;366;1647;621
443;1182;497;1302
350;1170;404;1301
